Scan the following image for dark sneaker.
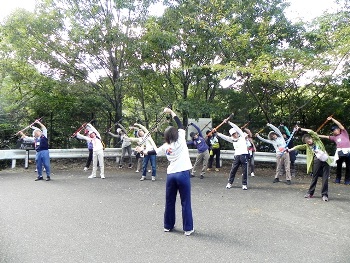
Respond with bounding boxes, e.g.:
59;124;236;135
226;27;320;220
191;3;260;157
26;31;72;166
304;193;313;198
286;180;291;185
344;181;350;185
322;195;329;202
334;179;340;184
46;177;51;181
118;165;123;169
35;177;43;181
128;164;132;169
200;174;204;179
273;178;280;183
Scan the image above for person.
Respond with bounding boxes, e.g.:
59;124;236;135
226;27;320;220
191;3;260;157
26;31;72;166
243;127;256;177
130;126;143;173
280;124;297;177
187;123;209;179
83;129;93;171
76;124;105;179
206;130;221;172
135;107;194;236
287;127;331;201
19;120;51;181
255;123;292;185
129;123;157;181
108;123;133;169
318;117;350;185
215;120;249;190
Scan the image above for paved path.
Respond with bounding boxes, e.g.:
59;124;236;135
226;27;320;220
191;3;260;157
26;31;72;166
0;162;349;263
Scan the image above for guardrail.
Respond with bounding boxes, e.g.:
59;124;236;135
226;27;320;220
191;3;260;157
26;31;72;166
0;148;313;169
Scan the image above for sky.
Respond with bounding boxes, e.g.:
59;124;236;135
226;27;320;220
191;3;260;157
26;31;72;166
0;0;337;22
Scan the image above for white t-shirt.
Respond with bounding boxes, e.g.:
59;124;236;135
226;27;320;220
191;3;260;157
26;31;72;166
156;129;192;174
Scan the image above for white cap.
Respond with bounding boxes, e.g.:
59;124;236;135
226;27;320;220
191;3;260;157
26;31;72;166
229;128;237;135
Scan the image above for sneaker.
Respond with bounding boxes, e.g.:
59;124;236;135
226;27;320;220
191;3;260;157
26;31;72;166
184;229;194;236
322;195;329;202
35;169;37;172
152;176;156;181
83;167;88;171
215;168;220;172
119;165;123;169
140;176;146;181
304;193;313;198
344;181;350;185
191;174;195;178
251;172;255;177
128;164;132;169
200;174;204;179
207;168;211;171
46;177;51;181
164;228;172;232
101;175;105;179
226;183;232;189
35;177;43;181
148;170;151;173
135;170;139;173
88;175;96;179
286;180;291;185
242;185;248;190
273;178;280;183
334;179;340;184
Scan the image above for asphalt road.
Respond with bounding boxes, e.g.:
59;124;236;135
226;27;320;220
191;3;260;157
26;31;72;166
0;161;349;263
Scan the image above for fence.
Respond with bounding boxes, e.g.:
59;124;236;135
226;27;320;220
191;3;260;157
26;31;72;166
0;148;314;169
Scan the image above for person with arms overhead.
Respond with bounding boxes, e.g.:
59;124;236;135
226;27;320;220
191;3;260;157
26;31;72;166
135;107;194;236
318;117;350;185
287;126;331;201
19;120;51;181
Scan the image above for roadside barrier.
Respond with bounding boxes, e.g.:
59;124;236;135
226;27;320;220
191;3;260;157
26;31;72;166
0;148;314;169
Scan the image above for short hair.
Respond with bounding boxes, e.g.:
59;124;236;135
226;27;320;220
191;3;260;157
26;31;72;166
164;126;178;144
302;134;312;143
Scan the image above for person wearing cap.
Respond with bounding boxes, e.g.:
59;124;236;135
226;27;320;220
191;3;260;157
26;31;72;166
255;123;292;185
318;117;350;185
19;120;51;181
187;123;209;179
206;130;221;172
76;124;105;179
287;126;331;201
108;123;133;169
215;121;249;189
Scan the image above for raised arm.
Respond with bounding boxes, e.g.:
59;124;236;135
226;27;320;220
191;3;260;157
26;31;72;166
227;121;244;137
329;117;345;130
191;122;203;137
117;123;128;134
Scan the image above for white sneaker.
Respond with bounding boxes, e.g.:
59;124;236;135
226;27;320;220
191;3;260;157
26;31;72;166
251;172;255;177
164;228;171;232
242;185;248;190
152;176;156;181
101;175;105;179
148;169;151;173
140;176;146;181
135;170;139;173
88;175;96;179
226;183;232;189
184;229;194;236
83;167;88;171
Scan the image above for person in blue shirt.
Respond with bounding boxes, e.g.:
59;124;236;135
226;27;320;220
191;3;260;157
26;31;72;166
187;122;209;179
19;120;51;181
